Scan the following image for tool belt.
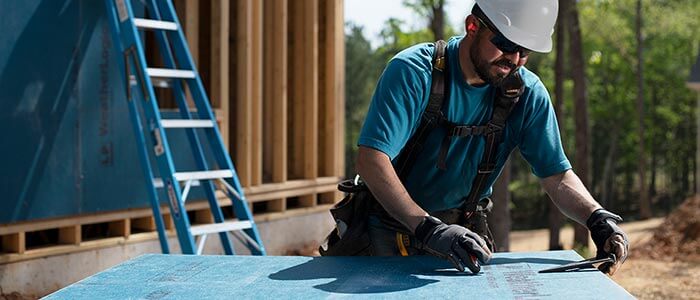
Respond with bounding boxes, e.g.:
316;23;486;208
319;177;495;256
388;197;496;254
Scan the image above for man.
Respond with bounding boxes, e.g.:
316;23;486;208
354;0;629;274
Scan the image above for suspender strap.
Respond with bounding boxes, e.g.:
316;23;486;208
461;72;524;213
437;122;492;170
394;40;449;181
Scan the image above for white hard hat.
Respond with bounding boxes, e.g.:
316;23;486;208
474;0;558;53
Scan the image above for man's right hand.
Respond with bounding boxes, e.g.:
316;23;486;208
414;216;492;273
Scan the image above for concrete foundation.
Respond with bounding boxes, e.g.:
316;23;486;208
0;211;334;298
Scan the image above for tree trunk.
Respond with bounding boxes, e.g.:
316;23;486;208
649;87;658;199
697;93;700;195
694;148;698;195
601;127;619;210
430;0;445;41
567;0;590;248
636;0;652;219
489;158;511;252
682;126;691;196
549;3;567;250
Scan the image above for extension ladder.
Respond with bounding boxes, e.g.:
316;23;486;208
104;0;265;255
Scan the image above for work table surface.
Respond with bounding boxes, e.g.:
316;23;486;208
46;250;633;299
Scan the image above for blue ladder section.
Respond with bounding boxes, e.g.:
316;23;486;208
104;0;266;255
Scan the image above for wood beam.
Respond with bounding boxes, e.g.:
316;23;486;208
108;220;130;238
58;225;81;245
318;0;345;204
173;0;199;107
131;216;157;232
211;1;231;150
232;0;253;186
263;0;289;185
178;0;200;64
289;0;319;206
1;233;25;254
251;0;264;186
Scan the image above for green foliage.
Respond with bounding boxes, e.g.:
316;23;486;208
576;0;699;216
343;1;460;178
344;0;699;226
510;0;699;224
344;23;384;178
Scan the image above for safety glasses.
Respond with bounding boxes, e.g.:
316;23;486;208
476;17;531;58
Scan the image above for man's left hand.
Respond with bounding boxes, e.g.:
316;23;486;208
586;209;629;275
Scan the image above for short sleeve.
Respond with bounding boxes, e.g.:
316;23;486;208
358;59;431;160
518;81;572;178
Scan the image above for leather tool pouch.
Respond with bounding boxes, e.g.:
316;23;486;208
319;178;372;256
463;198;496;252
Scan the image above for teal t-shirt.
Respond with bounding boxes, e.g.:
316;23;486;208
358;36;571;213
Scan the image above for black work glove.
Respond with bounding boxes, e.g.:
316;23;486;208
414;216;492;273
587;209;629;275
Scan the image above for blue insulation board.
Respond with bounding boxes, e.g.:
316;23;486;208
46;250;634;299
0;0;210;223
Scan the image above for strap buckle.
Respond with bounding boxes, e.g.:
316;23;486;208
434;56;445;72
477;163;496;174
450;125;490;137
487;123;503;134
337;175;367;193
451;126;471;137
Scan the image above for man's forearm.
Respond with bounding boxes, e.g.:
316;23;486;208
356;146;428;232
541;170;602;225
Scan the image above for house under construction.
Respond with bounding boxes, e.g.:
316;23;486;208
0;0;344;297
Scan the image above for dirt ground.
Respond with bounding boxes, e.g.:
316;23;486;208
509;217;700;300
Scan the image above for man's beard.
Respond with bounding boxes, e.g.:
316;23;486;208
469;32;517;86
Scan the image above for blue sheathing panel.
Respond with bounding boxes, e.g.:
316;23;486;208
45;251;635;299
0;0;90;221
0;0;206;223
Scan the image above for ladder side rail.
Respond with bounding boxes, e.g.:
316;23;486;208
145;0;236;255
158;0;249;205
221;179;266;255
115;0;197;254
104;0;171;253
160;0;267;255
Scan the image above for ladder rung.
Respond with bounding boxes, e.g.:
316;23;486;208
152;178;203;189
190;220;253;236
152;170;231;188
133;18;178;31
174;170;233;182
147;68;196;79
129;75;171;88
161;120;215;129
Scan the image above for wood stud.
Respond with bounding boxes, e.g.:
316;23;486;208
58;225;81;245
251;0;264;186
174;0;199;108
1;233;25;254
318;0;345;205
131;216;157;232
289;0;320;207
1;0;346;263
232;0;253;187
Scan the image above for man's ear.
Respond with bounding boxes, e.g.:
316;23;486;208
465;15;479;36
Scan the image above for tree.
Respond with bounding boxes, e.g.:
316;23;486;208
344;23;382;177
403;0;446;41
566;0;591;248
489;159;511;252
549;0;567;250
636;0;651;219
